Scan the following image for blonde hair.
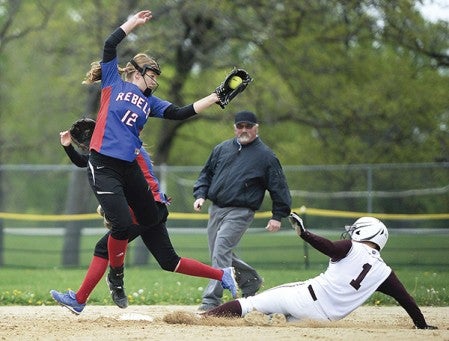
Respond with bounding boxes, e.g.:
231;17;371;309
82;53;160;84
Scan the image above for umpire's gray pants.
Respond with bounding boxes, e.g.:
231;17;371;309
201;204;259;307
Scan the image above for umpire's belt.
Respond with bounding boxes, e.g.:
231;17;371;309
308;284;317;301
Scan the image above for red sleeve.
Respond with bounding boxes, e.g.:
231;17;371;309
376;271;428;328
300;231;352;260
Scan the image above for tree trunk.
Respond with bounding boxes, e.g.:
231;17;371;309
62;169;92;266
0;167;3;266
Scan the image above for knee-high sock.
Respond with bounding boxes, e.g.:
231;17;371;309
175;257;223;280
107;235;128;268
75;256;108;304
204;300;242;317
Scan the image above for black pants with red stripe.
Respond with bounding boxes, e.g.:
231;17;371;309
87;151;181;271
93;202;181;271
88;150;159;240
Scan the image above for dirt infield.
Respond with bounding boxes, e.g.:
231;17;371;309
0;305;447;340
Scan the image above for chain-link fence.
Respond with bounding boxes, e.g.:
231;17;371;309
0;162;448;268
1;162;448;226
158;162;449;228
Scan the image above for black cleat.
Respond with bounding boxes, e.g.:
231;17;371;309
106;265;128;309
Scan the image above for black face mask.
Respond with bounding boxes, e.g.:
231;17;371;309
130;59;161;97
130;59;161;76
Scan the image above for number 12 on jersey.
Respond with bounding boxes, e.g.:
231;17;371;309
121;110;138;127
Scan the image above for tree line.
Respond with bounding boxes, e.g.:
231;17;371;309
0;0;448;265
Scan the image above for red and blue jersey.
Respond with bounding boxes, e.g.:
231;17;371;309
90;57;171;162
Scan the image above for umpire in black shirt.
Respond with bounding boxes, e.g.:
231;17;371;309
193;110;292;310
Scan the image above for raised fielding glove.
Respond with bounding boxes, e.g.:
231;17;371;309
214;68;253;108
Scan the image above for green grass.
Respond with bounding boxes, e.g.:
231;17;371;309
0;267;447;307
1;229;448;306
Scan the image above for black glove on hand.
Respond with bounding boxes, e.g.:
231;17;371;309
69;118;96;151
214;68;252;108
288;212;306;236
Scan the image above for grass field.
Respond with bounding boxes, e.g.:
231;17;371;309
1;228;448;306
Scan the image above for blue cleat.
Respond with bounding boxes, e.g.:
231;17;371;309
50;289;85;315
221;267;239;298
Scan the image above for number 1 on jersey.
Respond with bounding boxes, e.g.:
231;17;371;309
350;263;372;290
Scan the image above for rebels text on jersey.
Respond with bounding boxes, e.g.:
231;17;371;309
90;57;171;162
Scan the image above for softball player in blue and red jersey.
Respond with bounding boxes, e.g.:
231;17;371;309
51;131;237;314
50;10;236;313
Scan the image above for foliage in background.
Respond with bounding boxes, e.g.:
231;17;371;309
0;1;448;268
0;0;448;167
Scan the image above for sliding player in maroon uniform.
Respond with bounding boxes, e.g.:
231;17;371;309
205;214;437;330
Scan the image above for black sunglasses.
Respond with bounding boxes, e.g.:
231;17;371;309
235;123;256;129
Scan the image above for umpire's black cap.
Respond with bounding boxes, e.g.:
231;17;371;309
234;111;258;124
